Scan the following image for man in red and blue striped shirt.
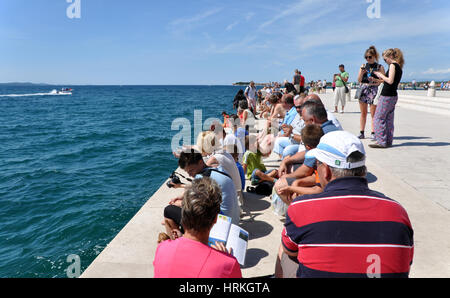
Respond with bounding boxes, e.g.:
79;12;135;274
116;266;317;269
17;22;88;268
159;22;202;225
281;131;414;278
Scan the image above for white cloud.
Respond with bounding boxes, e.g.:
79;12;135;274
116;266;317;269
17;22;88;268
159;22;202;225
168;8;223;35
258;0;336;30
226;21;239;31
245;12;255;22
297;9;450;51
423;68;450;75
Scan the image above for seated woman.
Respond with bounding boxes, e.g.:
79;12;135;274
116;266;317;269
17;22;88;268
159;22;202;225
197;131;242;199
154;177;242;278
238;100;255;127
260;94;277;119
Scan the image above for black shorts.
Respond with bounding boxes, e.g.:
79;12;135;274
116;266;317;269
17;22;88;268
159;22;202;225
300;86;305;94
164;205;184;233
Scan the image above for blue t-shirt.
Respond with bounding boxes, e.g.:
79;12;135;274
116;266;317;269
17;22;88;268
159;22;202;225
282;106;297;126
195;166;240;225
236;162;246;191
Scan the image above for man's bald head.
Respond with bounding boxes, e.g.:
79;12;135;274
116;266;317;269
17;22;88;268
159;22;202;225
305;94;323;105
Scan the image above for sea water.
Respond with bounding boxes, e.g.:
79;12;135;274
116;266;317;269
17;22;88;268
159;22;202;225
0;85;243;277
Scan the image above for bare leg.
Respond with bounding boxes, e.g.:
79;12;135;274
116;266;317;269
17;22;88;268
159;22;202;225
255;169;278;183
164;217;181;240
359;102;368;133
370;104;377;134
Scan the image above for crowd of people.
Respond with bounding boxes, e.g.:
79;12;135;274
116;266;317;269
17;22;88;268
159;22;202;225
153;46;414;278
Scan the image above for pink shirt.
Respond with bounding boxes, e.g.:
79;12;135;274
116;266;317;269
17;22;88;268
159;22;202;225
153;237;242;278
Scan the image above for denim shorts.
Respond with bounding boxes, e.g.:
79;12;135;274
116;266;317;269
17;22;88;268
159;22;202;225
251;169;277;185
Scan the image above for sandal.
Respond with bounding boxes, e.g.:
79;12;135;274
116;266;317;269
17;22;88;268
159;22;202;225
246;186;256;193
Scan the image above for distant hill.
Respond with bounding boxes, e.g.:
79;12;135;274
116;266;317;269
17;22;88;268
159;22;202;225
233;82;268;86
0;82;52;86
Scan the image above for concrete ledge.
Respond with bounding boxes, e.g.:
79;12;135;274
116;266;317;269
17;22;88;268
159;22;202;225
82;93;450;278
365;159;450;277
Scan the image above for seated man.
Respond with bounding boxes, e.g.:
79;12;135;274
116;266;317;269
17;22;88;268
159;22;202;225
281;94;342;158
279;131;414;278
305;93;343;130
155;177;242;278
277;100;341;180
272;94;307;159
163;149;241;239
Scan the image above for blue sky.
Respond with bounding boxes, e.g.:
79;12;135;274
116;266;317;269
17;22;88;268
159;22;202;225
1;0;450;85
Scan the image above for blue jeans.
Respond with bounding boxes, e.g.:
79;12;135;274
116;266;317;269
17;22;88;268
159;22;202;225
273;137;292;156
282;144;300;159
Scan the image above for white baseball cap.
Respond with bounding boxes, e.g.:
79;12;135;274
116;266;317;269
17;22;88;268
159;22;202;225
307;131;366;169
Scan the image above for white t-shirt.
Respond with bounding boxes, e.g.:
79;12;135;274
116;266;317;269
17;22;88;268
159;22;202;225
212;151;242;192
245;86;257;100
222;134;244;163
291;113;305;140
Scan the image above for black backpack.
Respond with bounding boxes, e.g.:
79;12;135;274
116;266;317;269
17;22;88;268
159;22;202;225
247;181;274;196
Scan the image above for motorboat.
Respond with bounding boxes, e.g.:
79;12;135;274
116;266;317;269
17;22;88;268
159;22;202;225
50;88;73;95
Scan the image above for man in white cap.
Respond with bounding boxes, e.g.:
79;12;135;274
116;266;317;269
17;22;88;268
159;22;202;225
279;131;414;278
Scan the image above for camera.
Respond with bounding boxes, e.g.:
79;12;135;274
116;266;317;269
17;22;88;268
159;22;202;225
166;172;182;188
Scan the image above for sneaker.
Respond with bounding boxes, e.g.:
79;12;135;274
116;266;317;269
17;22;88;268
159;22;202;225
358;132;365;139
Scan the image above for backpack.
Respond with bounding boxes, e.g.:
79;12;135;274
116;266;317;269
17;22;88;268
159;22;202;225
250;181;274;196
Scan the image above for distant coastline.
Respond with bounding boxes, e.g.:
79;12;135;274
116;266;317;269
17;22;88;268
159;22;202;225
0;82;52;86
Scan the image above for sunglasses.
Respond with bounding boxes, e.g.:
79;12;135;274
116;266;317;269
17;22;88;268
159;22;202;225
365;56;373;59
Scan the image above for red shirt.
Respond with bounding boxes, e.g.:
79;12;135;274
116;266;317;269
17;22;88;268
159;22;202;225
154;237;242;278
300;75;305;87
282;177;414;278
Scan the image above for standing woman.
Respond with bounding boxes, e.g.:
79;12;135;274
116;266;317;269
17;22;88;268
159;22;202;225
357;46;386;140
370;48;404;148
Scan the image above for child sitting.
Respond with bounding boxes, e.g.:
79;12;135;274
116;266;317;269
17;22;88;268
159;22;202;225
275;124;324;204
242;135;279;186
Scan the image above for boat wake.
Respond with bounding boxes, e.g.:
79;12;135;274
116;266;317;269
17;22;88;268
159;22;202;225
0;89;72;97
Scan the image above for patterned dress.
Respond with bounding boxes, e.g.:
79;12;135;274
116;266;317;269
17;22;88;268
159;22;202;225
359;84;379;105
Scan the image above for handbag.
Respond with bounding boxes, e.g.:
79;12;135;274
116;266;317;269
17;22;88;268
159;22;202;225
341;74;349;93
373;83;383;105
355;86;362;99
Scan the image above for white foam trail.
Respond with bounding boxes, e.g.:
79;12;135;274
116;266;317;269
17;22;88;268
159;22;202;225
0;90;71;97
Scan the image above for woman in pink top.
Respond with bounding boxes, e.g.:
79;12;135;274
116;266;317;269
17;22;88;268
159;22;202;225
153;177;242;278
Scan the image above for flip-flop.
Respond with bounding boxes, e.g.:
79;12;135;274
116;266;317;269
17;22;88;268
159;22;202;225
246;186;256;193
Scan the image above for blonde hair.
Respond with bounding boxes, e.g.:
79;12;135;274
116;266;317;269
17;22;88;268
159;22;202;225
383;48;405;69
365;45;380;62
196;131;219;155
